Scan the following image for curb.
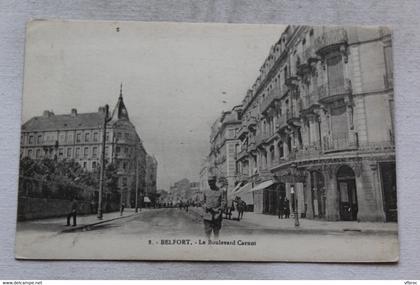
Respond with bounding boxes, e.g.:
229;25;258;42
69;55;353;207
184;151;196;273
61;212;140;233
186;208;397;235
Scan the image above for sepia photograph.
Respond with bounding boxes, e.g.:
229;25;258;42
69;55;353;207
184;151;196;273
15;20;398;262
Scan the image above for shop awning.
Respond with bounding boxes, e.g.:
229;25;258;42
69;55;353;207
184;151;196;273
232;183;253;205
236;182;252;194
249;180;274;192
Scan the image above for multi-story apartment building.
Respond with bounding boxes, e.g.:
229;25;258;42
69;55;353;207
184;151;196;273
199;160;211;193
145;154;158;203
20;87;152;208
234;26;396;222
208;106;242;202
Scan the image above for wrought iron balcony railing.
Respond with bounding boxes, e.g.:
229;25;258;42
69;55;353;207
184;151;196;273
260;88;282;114
318;79;352;101
314;28;348;55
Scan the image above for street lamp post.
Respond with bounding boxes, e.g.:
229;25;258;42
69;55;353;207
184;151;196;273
291;163;300;227
97;104;112;220
135;155;139;213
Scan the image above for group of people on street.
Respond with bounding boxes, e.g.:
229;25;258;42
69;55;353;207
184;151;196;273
278;197;291;219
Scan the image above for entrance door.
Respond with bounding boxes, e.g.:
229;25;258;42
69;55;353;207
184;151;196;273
380;162;397;222
337;166;358;221
311;171;325;218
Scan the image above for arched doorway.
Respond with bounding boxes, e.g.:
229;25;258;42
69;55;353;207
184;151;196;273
337;165;358;221
310;171;326;219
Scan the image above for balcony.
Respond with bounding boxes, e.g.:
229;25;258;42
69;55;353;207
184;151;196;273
303;46;321;65
314;28;348;56
248;139;257;152
260;89;281;114
323;134;358;153
245;117;257;131
236;172;250;182
237;148;248;161
318;79;352;102
302;88;321;111
276;114;288;130
295;145;322;160
285;76;299;88
286;108;301;126
236;125;249;140
255;135;265;147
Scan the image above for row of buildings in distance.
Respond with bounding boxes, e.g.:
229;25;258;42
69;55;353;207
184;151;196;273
202;25;396;222
20;87;158;207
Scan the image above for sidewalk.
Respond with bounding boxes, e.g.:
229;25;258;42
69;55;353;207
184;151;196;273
188;207;398;234
17;208;143;233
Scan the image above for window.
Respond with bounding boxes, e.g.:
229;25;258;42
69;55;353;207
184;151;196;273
67;133;73;143
28;149;33;158
29;135;34;145
85;133;90;142
117;132;122;141
123;162;127;170
327;54;344;94
125;133;130;140
67;148;72;158
284;66;288;82
106;132;110;142
93;132;98;142
124;147;128;154
58;148;64;157
75;147;81;158
105;146;109;157
92;161;97;169
92;147;98;158
59;134;65;143
76;133;81;143
84;147;89;158
83;161;87;169
116;146;121;153
37;135;42;144
36;149;41;158
279;141;284;158
122;177;127;187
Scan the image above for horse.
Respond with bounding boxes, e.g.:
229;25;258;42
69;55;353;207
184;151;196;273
234;197;247;221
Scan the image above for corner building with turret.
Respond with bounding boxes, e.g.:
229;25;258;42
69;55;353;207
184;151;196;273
20;86;153;208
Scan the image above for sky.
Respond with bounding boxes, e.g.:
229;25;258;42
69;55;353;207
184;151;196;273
22;20;285;190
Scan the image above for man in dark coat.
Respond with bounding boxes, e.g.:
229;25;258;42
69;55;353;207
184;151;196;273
278;196;284;219
284;197;290;219
66;198;78;226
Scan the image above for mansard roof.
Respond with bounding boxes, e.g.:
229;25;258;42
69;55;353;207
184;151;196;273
22;111;105;132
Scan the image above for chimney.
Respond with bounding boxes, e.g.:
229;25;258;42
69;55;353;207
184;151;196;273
43;110;54;117
71;108;77;116
98;107;105;113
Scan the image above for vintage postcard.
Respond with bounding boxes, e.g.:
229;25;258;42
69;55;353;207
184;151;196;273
15;20;398;262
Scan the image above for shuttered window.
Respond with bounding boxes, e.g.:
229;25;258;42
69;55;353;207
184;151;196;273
327;55;344;95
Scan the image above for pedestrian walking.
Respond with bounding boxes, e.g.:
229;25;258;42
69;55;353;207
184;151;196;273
284;197;290;219
202;174;225;240
120;202;125;216
66;198;78;226
278;196;284;219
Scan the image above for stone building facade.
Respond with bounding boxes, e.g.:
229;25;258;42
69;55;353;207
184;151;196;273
20;87;153;208
208;106;242;203
234;26;396;222
144;154;158;203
